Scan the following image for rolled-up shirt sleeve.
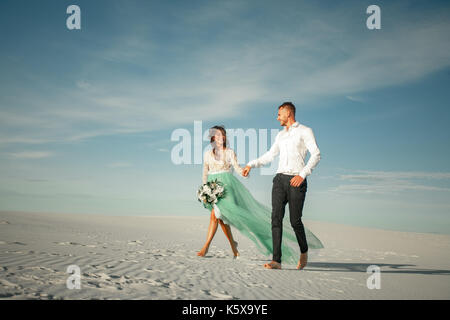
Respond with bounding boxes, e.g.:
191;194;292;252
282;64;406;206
298;128;321;179
247;135;280;168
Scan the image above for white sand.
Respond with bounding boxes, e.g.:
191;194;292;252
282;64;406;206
0;210;449;300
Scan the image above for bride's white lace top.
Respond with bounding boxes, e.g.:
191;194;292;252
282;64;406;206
202;148;244;184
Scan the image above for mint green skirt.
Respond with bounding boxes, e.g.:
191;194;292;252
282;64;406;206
203;171;324;264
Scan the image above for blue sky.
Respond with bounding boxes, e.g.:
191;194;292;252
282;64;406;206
0;0;449;234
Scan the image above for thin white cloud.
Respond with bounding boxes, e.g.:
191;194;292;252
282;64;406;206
0;137;55;145
75;80;93;90
340;171;450;181
346;96;364;103
330;183;450;194
331;170;450;195
5;151;54;159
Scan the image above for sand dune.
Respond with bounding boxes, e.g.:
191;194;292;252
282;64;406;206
0;211;449;300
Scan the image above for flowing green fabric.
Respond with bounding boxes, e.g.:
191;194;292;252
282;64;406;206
202;171;324;265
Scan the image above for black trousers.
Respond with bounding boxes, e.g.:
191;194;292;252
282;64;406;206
271;173;308;263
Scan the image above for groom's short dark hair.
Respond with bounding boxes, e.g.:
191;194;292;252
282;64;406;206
278;102;296;117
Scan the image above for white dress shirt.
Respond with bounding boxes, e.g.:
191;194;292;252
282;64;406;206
247;121;321;178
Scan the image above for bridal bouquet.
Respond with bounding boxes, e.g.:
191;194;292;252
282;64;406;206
197;179;226;206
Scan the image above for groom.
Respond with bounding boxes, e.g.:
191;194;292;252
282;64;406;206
243;102;321;270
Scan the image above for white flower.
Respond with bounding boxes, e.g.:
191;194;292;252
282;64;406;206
202;185;212;195
197;180;225;205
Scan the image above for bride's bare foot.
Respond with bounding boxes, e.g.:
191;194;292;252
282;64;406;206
297;252;308;270
197;246;209;257
232;241;240;258
263;261;281;269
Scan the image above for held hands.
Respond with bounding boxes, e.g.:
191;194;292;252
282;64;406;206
242;165;251;177
290;175;304;187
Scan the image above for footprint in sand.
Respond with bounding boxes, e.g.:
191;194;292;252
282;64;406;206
56;242;82;246
90;264;106;270
202;290;235;299
210;291;235;299
0;293;15;298
1;241;27;245
28;266;57;273
143;267;165;273
246;282;270;288
340;277;356;281
35;292;55;299
127;240;143;246
12;242;27;246
0;278;22;290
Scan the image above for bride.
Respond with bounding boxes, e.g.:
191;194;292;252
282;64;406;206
197;125;323;264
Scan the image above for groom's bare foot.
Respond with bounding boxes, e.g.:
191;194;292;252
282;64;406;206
297;252;308;270
197;247;209;257
263;261;281;269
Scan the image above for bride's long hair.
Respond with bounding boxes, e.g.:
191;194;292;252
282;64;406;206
209;125;227;156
